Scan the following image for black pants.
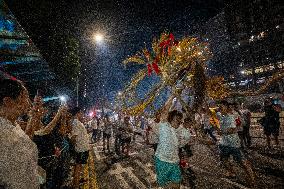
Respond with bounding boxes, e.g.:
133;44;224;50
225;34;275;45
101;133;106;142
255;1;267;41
243;126;251;147
204;127;217;142
115;135;121;155
92;129;98;142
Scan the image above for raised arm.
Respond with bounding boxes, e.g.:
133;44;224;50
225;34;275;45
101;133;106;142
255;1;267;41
25;96;45;138
38;106;66;135
160;95;175;122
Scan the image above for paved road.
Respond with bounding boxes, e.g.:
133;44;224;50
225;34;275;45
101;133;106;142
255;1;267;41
92;133;284;189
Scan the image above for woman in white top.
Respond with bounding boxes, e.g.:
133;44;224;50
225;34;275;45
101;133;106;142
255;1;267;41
0;79;40;189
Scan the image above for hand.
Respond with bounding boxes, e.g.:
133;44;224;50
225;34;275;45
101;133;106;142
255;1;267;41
58;105;68;116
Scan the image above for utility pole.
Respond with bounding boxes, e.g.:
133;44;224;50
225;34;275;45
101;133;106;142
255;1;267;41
76;75;79;107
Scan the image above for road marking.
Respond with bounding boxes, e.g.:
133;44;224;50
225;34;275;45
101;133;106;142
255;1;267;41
125;167;147;189
191;165;250;189
109;163;147;189
221;178;250;189
134;160;156;183
89;150;99;189
93;146;102;161
109;164;131;188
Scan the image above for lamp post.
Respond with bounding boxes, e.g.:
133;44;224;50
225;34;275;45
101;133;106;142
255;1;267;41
92;33;104;44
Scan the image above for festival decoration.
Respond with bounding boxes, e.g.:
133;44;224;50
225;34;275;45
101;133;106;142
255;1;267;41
206;76;229;99
119;32;214;115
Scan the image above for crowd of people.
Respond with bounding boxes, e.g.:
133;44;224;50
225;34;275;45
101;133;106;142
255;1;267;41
0;77;283;189
0;79;91;189
145;94;282;188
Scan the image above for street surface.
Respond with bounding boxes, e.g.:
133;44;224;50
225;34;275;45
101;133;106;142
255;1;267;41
92;125;284;189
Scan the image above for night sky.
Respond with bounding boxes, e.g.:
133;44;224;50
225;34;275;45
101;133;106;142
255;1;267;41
6;0;224;104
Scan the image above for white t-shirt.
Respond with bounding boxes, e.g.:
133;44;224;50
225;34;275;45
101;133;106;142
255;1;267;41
90;119;98;130
219;114;241;148
0;117;39;189
176;126;191;147
201;113;211;129
195;113;203;124
72;119;90;152
155;122;179;163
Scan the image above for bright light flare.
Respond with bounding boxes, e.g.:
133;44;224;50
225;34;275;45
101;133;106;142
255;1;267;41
59;96;66;102
93;33;104;43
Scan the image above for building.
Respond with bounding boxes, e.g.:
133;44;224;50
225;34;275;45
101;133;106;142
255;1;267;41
202;0;284;93
0;0;55;95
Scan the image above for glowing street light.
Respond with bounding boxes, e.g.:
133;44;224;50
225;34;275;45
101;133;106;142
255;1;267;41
59;96;66;102
93;33;104;43
59;95;67;105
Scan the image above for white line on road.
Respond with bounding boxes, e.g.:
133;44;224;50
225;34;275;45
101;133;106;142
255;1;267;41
221;178;250;189
134;160;156;183
125;167;147;189
109;165;131;189
191;165;250;189
92;146;102;161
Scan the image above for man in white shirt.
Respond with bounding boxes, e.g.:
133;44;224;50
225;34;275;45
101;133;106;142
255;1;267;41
155;110;183;189
70;107;90;188
218;100;255;187
0;79;40;189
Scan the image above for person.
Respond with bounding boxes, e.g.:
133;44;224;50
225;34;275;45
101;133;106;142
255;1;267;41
51;109;73;188
0;79;40;189
176;117;196;187
148;112;161;152
202;107;217;142
32;106;67;189
114;115;123;155
262;98;281;148
90;116;99;143
70;107;90;188
217;100;255;187
102;115;112;153
120;116;133;156
96;117;103;143
232;102;245;149
155;110;183;189
240;103;252;147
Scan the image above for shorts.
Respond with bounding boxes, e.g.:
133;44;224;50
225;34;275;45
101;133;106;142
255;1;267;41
264;124;280;136
103;133;111;139
75;151;89;164
155;156;182;187
219;145;245;164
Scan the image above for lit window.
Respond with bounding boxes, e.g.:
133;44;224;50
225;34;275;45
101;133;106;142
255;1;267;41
228;82;236;87
239;80;248;86
277;61;284;69
256;77;266;84
269;64;275;70
243;69;253;75
255;67;263;73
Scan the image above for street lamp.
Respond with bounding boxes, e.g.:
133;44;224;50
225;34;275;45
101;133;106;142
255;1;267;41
92;33;104;43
